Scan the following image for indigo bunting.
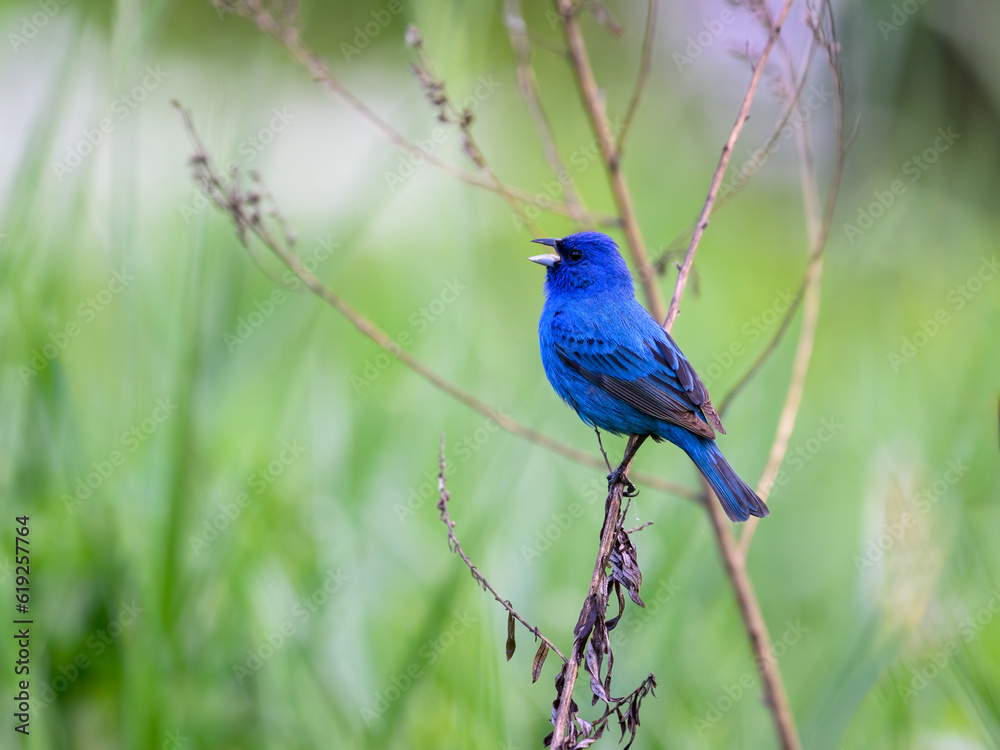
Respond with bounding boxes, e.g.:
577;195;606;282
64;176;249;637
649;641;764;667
529;231;768;522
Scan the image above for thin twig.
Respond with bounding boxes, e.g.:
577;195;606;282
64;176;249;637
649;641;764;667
504;0;591;226
662;0;796;331
551;435;646;749
739;0;846;556
652;34;819;275
714;19;828;415
624;521;653;534
407;25;541;234
436;433;567;663
594;428;613;473
702;476;801;750
688;2;847;743
814;0;847;247
750;13;823;512
617;0;657;155
555;0;661;320
718;253;816;416
653;4;808;748
745;267;821;537
214;0;613;225
579;0;625;36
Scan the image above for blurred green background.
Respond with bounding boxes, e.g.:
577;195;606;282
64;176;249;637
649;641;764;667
1;0;998;748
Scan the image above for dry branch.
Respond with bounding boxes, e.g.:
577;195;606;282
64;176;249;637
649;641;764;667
652;33;819;275
739;0;846;556
703;476;800;750
617;0;658;155
555;0;660;320
549;435;650;749
663;0;797;331
407;25;542;234
437;433;567;665
213;0;617;226
505;0;591;226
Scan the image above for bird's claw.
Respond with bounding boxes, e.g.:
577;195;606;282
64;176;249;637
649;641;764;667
607;468;639;497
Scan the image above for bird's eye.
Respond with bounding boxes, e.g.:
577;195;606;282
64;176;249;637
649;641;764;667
567;249;583;262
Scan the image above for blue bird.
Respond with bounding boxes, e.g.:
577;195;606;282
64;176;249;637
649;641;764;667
529;231;768;522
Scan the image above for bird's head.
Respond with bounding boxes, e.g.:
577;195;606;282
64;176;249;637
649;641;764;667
529;231;634;297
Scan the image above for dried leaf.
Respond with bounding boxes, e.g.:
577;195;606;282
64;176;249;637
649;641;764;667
589;672;609;703
606;582;626;630
574;594;599;640
506;611;516;661
532;642;549;683
609;526;644;606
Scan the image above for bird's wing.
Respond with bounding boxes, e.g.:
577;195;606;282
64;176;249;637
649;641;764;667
551;306;725;440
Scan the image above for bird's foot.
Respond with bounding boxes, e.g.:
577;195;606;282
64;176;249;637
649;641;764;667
607;467;639;497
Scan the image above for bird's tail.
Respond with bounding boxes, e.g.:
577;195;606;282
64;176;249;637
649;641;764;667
684;438;769;522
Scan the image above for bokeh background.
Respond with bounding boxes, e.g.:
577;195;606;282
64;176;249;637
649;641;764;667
1;0;998;748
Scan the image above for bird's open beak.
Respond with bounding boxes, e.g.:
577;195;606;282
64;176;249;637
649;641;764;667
529;238;560;267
